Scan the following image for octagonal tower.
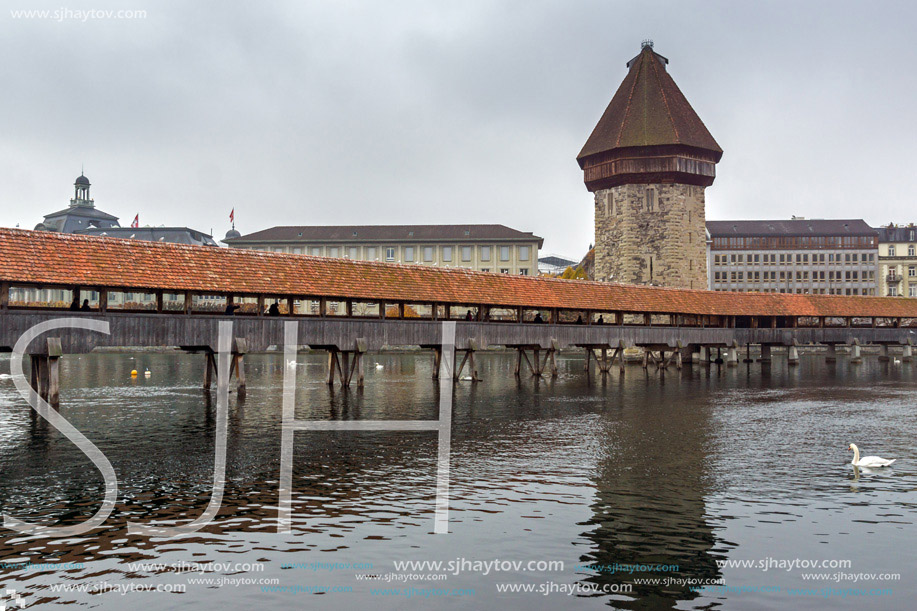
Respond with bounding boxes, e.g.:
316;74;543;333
578;42;722;289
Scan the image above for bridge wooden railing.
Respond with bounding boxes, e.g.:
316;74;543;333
4;281;917;331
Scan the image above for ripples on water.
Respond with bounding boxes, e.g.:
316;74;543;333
0;352;915;610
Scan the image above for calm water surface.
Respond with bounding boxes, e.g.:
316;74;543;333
0;351;915;609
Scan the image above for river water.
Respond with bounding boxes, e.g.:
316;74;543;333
0;351;914;610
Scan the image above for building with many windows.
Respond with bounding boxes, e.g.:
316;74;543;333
706;219;878;295
875;224;917;297
223;225;543;276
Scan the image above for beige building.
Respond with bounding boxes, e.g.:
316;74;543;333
223;224;543;276
875;224;917;297
707;219;878;295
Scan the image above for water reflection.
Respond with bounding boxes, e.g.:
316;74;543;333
0;352;914;610
577;369;722;609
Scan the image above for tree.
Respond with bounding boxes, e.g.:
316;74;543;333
561;266;588;280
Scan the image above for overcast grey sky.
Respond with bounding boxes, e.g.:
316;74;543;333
2;0;916;258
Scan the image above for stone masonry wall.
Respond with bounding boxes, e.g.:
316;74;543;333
594;183;707;290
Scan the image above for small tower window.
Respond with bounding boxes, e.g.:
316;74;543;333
645;188;656;211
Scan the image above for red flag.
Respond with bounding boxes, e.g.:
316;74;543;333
131;214;139;228
229;208;235;224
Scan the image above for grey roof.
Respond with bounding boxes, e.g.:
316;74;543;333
706;219;876;238
874;225;917;243
538;255;577;267
77;226;218;246
227;224;544;246
40;206;120;233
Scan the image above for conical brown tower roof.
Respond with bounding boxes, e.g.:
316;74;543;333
578;45;722;163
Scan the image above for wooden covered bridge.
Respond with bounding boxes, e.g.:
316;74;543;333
2;228;917;402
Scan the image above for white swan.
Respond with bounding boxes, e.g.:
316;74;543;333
375;363;384;369
848;443;896;467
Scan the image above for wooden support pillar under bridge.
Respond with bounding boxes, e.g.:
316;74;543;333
581;340;627;375
429;338;481;382
320;339;367;388
639;342;685;371
29;337;63;407
202;338;248;393
511;339;559;378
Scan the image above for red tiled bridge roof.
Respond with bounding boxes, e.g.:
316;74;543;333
2;228;917;319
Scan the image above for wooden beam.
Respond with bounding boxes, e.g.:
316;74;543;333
0;281;8;310
99;290;108;314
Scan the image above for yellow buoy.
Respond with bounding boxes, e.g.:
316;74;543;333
131;370;138;377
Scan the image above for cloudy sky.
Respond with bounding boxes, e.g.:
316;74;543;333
2;0;916;258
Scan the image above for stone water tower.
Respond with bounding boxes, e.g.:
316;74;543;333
578;42;722;289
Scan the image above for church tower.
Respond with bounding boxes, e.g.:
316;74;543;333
578;42;722;289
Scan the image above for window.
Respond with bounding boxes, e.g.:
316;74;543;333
274;247;284;253
310;247;321;256
500;246;510;261
519;246;530;261
889;287;898;296
480;268;490;273
499;268;510;274
909;266;916;277
423;246;434;262
329;247;340;258
348;246;359;259
889;245;896;256
645;187;655;211
909;246;915;257
366;246;377;260
404;246;414;262
910;286;917;298
293;247;302;255
519;268;529;276
480;246;491;261
442;246;453;262
385;247;395;261
461;246;472;262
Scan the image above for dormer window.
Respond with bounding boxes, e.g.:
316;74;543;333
645;187;656;211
